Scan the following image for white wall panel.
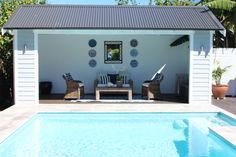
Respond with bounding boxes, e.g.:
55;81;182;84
15;30;37;104
190;31;212;104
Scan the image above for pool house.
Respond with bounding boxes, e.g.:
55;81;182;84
3;5;224;105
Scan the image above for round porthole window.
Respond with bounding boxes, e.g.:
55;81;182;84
88;39;97;47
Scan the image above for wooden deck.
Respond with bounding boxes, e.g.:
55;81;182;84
212;97;236;115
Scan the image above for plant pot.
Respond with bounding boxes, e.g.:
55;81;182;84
116;81;123;87
212;84;228;100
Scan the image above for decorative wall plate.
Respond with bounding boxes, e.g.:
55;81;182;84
130;49;138;57
130;39;138;47
88;49;96;57
89;59;97;67
130;59;138;68
88;39;97;47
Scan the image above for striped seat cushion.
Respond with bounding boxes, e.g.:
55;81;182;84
120;74;129;84
98;74;110;84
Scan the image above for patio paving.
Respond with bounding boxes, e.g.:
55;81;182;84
1;94;236;115
39;94;236;115
212;97;236;115
2;94;236;114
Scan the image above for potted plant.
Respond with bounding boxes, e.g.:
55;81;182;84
212;61;231;100
116;75;123;87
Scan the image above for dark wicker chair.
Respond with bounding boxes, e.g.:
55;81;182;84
62;73;84;99
142;73;164;100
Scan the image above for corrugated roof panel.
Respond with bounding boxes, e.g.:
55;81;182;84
3;5;224;30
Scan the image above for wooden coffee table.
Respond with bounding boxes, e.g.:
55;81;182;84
95;87;132;100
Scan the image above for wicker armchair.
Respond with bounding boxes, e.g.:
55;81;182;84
142;73;164;100
62;73;84;99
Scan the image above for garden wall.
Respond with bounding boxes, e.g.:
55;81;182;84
213;48;236;96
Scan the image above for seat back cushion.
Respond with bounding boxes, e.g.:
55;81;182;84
63;73;74;81
151;73;163;81
98;73;110;84
120;74;129;84
107;74;118;84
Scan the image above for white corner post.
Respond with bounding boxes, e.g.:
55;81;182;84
188;32;194;104
34;31;39;104
189;31;213;105
13;30;18;104
13;30;39;105
209;31;214;105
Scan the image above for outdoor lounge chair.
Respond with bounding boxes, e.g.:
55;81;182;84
141;64;165;100
142;74;164;100
62;73;84;99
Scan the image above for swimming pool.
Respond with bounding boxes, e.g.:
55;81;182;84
0;112;236;157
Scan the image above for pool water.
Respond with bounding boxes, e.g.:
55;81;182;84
0;112;236;157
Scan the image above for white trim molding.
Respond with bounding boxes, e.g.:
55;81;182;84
34;29;195;35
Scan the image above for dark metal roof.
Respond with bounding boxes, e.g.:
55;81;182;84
3;5;224;30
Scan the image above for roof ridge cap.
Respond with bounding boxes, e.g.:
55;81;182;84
19;4;207;9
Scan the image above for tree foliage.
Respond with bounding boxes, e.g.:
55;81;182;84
212;60;231;85
0;0;46;105
197;0;236;11
197;0;236;47
115;0;137;5
149;0;194;6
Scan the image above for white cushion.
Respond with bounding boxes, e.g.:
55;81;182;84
122;84;130;87
150;64;166;80
142;83;149;87
97;84;107;87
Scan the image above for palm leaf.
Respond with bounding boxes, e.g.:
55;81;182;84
206;0;236;11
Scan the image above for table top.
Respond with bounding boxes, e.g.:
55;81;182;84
96;86;132;90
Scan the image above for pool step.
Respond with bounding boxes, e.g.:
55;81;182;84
210;126;236;147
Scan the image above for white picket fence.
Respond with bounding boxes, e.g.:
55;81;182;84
213;48;236;96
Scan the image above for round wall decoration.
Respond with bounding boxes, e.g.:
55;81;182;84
130;49;138;57
88;49;96;57
130;39;138;47
89;59;97;68
130;59;138;68
88;39;97;47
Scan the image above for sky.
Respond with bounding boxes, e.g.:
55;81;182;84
47;0;150;5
